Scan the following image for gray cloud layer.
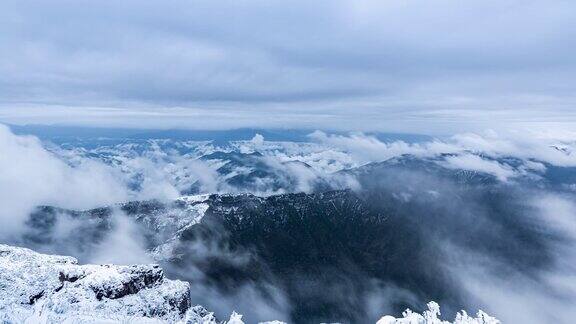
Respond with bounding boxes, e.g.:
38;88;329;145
1;0;575;133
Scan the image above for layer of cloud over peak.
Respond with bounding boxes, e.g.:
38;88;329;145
310;130;576;167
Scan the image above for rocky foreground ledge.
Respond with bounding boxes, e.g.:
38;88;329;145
0;244;241;323
0;244;498;324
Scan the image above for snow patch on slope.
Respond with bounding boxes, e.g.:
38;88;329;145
150;194;211;261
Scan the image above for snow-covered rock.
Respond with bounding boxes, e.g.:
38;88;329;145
0;244;190;323
376;301;499;324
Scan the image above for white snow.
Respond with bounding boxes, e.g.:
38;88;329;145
376;301;499;324
175;194;211;230
0;244;189;323
150;194;211;261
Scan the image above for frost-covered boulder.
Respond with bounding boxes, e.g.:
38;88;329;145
376;301;499;324
0;244;191;323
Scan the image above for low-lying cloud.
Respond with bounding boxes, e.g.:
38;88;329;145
0;125;130;238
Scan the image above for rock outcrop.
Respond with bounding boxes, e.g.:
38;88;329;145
0;244;191;323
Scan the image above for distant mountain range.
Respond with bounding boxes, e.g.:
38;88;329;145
7;124;433;145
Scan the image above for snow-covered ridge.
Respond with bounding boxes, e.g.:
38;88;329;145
0;244;499;324
0;244;257;324
0;244;192;323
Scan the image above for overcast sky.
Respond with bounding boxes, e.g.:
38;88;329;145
1;0;575;134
